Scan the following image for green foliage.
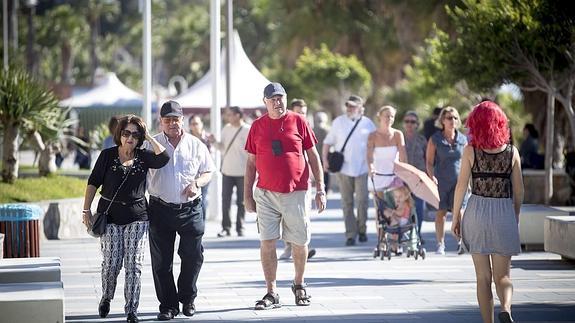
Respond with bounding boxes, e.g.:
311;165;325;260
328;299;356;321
440;0;575;92
0;175;86;203
288;44;372;110
0;67;61;132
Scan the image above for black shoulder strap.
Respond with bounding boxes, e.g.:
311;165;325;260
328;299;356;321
222;126;243;164
340;117;362;153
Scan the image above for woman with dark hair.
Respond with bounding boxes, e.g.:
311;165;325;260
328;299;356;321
452;101;523;323
82;115;169;323
519;123;542;169
426;106;467;255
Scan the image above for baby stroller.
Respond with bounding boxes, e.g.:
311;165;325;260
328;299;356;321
371;179;426;261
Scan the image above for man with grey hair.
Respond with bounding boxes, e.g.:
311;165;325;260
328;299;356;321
244;82;326;309
322;95;376;246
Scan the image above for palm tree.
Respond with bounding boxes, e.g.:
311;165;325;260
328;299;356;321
0;67;61;183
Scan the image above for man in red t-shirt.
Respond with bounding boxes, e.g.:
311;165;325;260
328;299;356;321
244;82;326;310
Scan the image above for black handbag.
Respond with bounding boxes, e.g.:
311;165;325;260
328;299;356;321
88;166;131;238
327;151;345;173
327;117;362;173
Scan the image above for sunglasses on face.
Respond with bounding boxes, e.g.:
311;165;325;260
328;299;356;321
445;116;458;121
121;130;141;139
404;119;417;124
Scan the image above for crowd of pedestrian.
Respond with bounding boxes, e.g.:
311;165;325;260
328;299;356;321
81;83;524;323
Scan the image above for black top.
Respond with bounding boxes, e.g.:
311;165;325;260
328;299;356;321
471;145;513;198
88;147;170;225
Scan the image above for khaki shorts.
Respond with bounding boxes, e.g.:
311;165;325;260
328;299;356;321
254;187;311;246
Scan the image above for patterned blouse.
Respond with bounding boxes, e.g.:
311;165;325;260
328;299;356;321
88;147;169;225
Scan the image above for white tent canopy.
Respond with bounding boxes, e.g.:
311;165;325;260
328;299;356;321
174;31;271;109
60;72;142;108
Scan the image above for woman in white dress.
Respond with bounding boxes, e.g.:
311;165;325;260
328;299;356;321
367;105;407;189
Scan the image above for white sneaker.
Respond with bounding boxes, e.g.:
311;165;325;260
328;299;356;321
436;243;445;255
279;243;292;260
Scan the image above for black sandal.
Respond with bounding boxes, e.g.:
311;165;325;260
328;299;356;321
291;282;311;306
254;292;281;310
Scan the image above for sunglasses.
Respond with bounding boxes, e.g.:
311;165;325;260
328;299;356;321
121;130;141;139
403;119;417;124
445;116;458;121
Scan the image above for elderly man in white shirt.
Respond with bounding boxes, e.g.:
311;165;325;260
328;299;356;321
322;95;376;246
208;106;250;237
145;101;216;321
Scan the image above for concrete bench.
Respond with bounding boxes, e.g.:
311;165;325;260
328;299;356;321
0;257;61;283
0;282;65;323
544;216;575;260
520;204;569;251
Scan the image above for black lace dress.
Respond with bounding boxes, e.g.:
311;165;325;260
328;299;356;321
461;145;521;256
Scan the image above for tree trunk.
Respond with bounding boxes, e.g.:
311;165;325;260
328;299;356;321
89;18;98;86
38;144;57;177
2;124;20;184
61;42;72;85
544;92;555;205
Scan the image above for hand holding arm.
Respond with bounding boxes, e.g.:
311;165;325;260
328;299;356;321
144;126;166;155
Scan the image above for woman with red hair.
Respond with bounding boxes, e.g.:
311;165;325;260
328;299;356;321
452;101;523;323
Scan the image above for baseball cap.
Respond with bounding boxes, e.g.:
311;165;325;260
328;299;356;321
160;100;183;117
345;95;364;107
263;82;287;99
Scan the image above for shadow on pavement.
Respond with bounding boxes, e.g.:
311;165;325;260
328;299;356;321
511;258;575;271
65;303;575;322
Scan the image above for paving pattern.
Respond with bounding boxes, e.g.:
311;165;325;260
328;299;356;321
40;194;575;323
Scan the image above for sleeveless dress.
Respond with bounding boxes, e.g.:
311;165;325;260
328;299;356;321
430;130;467;210
372;146;398;191
461;145;521;256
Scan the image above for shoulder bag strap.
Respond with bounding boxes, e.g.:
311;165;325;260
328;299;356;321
340;117;362;153
221;126;243;166
102;164;132;214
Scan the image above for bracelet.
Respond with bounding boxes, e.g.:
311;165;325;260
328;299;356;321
82;209;91;213
316;191;326;195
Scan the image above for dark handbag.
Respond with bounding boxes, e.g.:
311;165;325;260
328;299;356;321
327;151;345;173
327;117;362;173
89;211;108;237
88;165;131;238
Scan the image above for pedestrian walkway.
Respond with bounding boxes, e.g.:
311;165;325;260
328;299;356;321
40;195;575;322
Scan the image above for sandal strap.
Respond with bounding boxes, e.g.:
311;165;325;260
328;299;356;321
291;283;312;299
256;292;278;305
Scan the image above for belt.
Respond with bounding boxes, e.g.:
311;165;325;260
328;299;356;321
100;196;145;206
150;196;200;210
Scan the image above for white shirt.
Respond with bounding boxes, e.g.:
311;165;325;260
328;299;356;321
145;131;216;203
323;115;376;177
216;123;250;177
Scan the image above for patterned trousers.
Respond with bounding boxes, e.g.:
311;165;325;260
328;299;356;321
100;221;148;315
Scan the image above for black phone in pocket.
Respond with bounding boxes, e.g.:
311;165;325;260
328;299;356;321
271;140;283;156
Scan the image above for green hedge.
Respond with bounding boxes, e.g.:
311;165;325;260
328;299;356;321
0;176;86;203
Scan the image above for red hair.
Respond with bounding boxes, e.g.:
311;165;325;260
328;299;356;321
466;101;510;149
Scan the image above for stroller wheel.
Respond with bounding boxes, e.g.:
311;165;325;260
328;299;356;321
414;250;419;260
373;248;380;258
380;249;386;260
420;248;427;260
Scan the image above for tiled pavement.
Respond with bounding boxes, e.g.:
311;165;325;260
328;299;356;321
40;194;575;323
